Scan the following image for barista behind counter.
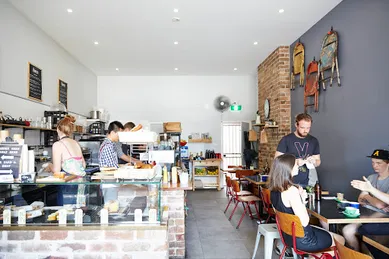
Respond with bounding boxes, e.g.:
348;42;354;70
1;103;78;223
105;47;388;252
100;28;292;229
117;122;142;164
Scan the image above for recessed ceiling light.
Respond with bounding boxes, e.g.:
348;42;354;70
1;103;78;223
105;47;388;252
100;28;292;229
67;9;73;13
279;9;285;13
234;68;238;71
115;68;119;71
253;42;258;45
174;8;179;13
174;41;179;45
94;41;99;45
174;68;178;71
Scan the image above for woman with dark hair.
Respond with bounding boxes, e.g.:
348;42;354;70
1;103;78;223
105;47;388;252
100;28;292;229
269;154;344;257
47;115;86;176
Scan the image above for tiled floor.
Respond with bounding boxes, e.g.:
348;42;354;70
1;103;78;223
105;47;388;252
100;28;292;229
185;189;279;259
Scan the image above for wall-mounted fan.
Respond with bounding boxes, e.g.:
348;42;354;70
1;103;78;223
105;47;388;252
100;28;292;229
214;95;231;112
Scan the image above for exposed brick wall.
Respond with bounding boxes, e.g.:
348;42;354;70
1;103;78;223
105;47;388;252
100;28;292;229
0;229;168;259
162;190;185;258
257;46;291;168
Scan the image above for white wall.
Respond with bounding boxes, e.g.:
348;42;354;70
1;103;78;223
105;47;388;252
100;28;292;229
0;0;97;118
97;76;258;153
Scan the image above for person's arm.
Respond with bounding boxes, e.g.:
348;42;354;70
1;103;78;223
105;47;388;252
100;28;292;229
51;142;62;174
307;138;321;167
352;176;389;206
275;136;287;158
288;186;310;227
361;194;387;209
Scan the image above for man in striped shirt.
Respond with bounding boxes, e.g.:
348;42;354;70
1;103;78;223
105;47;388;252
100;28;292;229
99;121;123;202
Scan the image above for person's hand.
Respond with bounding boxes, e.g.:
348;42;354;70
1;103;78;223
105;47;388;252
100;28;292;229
306;156;315;166
299;186;308;204
351;176;373;193
296;158;306;167
45;163;53;172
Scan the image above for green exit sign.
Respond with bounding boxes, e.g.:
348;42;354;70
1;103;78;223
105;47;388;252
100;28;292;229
230;104;242;111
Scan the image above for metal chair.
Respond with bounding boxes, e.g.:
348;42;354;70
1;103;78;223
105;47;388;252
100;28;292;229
229;179;261;229
335;240;371;259
275;210;337;259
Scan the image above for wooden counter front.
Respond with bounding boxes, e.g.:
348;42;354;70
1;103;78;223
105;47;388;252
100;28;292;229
162;181;193;191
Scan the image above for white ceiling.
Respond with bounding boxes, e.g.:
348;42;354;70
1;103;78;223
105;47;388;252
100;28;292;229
9;0;342;76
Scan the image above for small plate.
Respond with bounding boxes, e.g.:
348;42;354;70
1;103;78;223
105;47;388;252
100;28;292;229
342;211;360;218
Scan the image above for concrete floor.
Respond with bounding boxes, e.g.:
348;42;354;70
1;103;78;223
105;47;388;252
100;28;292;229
185;189;280;259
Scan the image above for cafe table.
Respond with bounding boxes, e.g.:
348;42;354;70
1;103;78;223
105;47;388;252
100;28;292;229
362;235;389;255
307;200;389;232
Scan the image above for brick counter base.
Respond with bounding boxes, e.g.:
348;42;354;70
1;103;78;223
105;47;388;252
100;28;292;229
0;229;168;259
162;190;185;258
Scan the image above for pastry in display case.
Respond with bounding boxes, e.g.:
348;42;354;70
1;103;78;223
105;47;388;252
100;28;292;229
0;176;162;226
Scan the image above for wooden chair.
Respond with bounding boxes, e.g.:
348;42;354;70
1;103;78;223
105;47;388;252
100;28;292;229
260;187;275;223
335;240;371;259
228;165;243;169
229;180;261;229
235;169;256;188
224;176;252;213
275;210;336;259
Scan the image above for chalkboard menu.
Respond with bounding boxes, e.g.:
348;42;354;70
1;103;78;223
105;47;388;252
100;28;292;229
0;144;22;179
28;62;42;101
58;79;68;108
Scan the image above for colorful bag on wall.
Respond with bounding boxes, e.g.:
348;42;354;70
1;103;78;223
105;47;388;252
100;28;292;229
304;59;319;113
319;27;341;90
290;42;305;90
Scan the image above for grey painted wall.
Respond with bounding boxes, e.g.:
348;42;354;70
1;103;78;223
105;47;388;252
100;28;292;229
290;0;389;199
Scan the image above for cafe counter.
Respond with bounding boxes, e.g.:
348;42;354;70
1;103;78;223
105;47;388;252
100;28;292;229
0;177;193;258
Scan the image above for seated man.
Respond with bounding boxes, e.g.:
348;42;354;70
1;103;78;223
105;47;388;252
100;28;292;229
343;149;389;251
352;174;389;259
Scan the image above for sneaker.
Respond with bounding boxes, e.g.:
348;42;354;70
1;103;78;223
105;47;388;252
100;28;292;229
274;246;294;258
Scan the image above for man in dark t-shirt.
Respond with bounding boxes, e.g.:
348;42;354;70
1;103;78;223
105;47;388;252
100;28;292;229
275;113;321;187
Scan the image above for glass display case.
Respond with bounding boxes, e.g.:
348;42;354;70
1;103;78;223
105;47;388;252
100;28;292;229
0;176;162;226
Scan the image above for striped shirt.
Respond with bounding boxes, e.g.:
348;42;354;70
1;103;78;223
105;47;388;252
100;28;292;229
99;138;118;168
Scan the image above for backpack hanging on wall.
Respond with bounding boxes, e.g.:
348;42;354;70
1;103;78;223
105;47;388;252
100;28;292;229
290;41;305;90
319;27;341;90
304;59;320;113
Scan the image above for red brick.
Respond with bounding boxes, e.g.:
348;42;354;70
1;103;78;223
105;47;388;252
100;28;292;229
57;243;86;252
87;243;118;252
22;243;53;252
8;231;35;240
74;231;102;240
176;234;185;241
104;230;134;240
41;231;68;240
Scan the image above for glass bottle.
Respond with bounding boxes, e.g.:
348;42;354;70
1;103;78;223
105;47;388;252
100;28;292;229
314;181;322;201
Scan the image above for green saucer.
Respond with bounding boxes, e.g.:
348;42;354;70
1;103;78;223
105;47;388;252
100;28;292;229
342;211;360;218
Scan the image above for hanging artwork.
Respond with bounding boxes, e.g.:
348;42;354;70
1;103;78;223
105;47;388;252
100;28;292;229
290;41;305;90
304;59;319;113
319;27;341;90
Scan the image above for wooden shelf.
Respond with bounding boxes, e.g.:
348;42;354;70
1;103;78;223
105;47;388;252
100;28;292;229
253;123;279;128
0;123;56;132
188;139;212;143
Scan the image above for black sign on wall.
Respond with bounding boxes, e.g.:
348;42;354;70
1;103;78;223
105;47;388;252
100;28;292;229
28;62;42;101
0;144;22;179
58;79;68;108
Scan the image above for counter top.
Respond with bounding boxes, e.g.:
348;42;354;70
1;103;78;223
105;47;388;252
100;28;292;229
162;181;193;191
0;223;167;231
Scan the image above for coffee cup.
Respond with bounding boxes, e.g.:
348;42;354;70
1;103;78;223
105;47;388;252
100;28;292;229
348;202;360;209
345;206;359;215
261;175;269;182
